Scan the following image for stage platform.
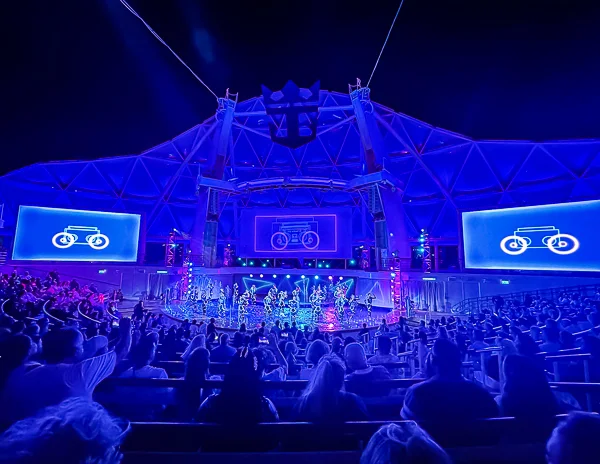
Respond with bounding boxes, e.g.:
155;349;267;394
161;300;394;332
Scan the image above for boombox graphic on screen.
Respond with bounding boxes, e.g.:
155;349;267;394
52;226;110;250
270;219;320;251
500;226;579;256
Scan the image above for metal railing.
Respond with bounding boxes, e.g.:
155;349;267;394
451;283;600;315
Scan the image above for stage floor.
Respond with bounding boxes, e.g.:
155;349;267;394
161;300;394;331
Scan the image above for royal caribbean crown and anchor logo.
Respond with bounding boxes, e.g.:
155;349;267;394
261;80;320;149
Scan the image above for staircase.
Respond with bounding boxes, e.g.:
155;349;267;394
451;283;600;316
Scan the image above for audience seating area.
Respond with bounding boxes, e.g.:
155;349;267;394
2;269;600;463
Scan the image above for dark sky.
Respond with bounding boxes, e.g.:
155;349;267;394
3;0;600;175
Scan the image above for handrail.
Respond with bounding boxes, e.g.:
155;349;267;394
452;283;600;315
42;299;64;325
545;353;592;362
99;377;600;395
77;301;101;325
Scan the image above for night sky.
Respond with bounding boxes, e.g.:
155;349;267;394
3;0;600;176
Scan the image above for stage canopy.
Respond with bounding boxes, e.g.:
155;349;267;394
2;90;600;244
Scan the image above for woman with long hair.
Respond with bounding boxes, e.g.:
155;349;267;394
177;347;213;421
296;355;367;423
181;334;206;362
196;347;278;424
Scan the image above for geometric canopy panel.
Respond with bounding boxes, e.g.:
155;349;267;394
1;91;599;243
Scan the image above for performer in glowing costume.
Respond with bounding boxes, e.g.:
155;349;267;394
225;285;231;307
348;294;359;322
365;291;376;320
290;286;301;322
232;283;239;307
200;290;208;317
334;284;348;322
238;290;250;326
277;290;288;317
249;284;257;305
217;288;226;318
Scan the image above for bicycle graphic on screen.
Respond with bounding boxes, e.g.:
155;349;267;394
52;226;110;250
500;226;579;256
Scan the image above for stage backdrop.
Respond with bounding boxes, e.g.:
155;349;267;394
12;206;141;262
238;208;352;259
462;200;600;272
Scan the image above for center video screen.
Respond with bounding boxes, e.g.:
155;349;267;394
12;206;141;262
462;200;600;272
239;208;352;258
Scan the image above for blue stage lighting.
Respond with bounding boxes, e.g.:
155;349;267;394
272;274;277;278
249;261;254;265
318;263;322;268
286;274;291;278
250;274;253;278
314;275;319;280
262;263;267;268
260;274;264;278
301;275;306;279
339;276;343;280
349;259;356;265
242;263;247;266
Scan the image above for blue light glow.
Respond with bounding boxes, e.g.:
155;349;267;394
12;206;140;262
462;200;600;272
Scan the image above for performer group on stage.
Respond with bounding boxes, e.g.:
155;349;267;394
173;275;379;327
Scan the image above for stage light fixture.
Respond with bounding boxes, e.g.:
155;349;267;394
350;259;356;265
339;276;343;280
272;274;277;278
314;276;319;280
325;264;330;268
250;274;254;277
286;274;291;278
390;233;394;237
260;274;264;278
391;272;396;277
318;263;323;268
262;263;267;268
237;257;242;261
301;275;306;279
328;276;333;280
308;263;312;267
249;261;254;265
242;263;247;266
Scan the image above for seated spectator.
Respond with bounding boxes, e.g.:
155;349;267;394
546;412;600;464
402;339;498;421
498;354;559;418
361;422;451;464
197;348;279;424
470;329;488;351
120;334;166;379
295;330;307;349
345;343;392;397
210;333;236;363
331;336;344;360
516;332;541;358
2;319;130;424
296;355;367;423
232;331;245;349
300;339;330;380
181;334;206;362
540;326;562;353
0;334;35;391
369;335;400;365
284;342;302;376
254;334;288;381
0;398;129;464
177;347;215;420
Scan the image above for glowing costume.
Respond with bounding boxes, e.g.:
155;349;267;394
365;291;376;320
217;288;226;318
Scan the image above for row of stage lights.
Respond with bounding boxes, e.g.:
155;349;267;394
237;257;344;269
248;274;345;281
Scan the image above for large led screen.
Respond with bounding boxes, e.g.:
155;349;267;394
13;206;141;262
462;200;600;272
239;208;352;258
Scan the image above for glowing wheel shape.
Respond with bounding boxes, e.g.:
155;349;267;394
500;235;528;255
86;233;110;250
52;232;76;249
546;233;579;255
270;231;289;251
301;230;320;250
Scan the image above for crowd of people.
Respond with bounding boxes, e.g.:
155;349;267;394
1;269;600;462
